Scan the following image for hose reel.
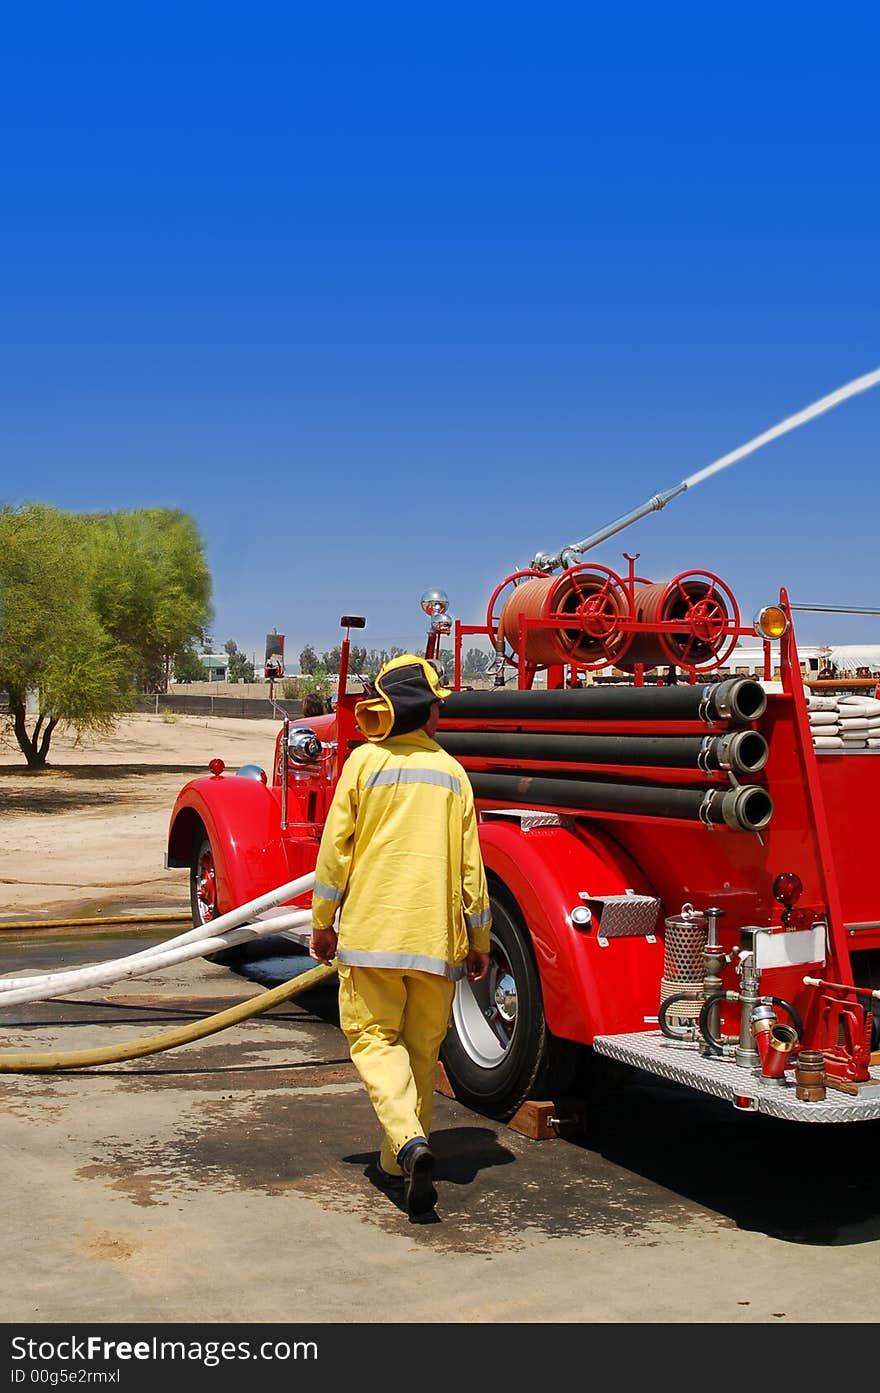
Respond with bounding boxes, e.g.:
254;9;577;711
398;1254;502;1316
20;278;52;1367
490;565;741;673
617;572;740;672
490;566;633;670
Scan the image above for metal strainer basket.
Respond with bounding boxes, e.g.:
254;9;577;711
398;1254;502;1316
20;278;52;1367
661;904;708;1024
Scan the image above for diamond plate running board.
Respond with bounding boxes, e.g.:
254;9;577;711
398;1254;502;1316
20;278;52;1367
593;1031;880;1122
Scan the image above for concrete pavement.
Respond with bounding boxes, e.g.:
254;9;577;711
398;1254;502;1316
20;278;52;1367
2;927;880;1326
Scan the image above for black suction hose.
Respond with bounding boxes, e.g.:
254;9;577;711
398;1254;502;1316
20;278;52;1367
698;992;803;1051
658;993;703;1040
438;729;769;774
698;992;731;1052
442;676;767;725
768;996;804;1041
469;771;773;832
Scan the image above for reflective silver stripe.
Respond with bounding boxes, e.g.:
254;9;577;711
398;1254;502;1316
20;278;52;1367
314;880;343;903
465;908;492;929
337;947;467;981
364;767;460;793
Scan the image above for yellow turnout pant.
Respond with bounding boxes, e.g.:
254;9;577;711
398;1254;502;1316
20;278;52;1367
337;964;456;1176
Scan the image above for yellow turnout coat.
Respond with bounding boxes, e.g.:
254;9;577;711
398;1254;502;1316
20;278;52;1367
311;728;492;979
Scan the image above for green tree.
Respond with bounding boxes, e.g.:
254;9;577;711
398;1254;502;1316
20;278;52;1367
173;642;205;683
462;647;489;676
362;646;405;678
224;639;255;684
283;666;333;706
299;644;319;674
0;504;134;767
321;645;343;673
86;508;213;692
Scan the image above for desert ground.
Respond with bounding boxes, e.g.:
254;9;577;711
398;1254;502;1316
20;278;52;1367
0;711;283;923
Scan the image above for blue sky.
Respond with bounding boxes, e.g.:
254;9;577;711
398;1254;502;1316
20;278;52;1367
2;2;879;667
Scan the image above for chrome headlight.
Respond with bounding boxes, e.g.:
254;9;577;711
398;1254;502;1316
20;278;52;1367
287;728;322;765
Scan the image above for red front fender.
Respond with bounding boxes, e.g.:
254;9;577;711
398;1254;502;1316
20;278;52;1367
167;775;313;914
478;817;665;1042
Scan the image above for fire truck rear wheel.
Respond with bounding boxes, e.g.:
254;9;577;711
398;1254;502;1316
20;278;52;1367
190;831;237;965
440;887;579;1120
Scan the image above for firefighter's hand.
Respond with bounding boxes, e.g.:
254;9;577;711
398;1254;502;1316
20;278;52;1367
310;926;338;965
466;949;490;981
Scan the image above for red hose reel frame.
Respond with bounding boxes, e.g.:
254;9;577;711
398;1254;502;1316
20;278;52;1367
483;559;745;681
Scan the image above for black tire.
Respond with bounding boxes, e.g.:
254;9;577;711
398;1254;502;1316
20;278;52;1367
190;833;219;927
189;830;303;971
440;886;581;1120
190;831;239;965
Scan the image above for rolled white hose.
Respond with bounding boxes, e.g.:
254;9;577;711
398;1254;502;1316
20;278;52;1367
0;908;315;1008
0;870;317;994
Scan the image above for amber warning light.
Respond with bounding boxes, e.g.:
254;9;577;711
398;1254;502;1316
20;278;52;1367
753;605;789;640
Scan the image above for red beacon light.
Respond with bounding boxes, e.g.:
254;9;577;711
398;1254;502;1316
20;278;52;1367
773;872;803;905
772;871;803;925
208;758;226;777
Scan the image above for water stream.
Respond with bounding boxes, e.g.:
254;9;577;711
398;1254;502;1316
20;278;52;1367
682;365;880;490
539;366;880;569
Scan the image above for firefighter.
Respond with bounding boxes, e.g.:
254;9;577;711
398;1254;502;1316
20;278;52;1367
309;654;491;1218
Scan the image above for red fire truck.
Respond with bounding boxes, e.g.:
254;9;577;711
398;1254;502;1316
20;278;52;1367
167;537;880;1125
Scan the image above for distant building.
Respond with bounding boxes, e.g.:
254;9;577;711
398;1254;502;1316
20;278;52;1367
200;654;228;682
722;644;824;679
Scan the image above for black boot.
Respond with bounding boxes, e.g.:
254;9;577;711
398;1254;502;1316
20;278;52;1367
400;1142;437;1217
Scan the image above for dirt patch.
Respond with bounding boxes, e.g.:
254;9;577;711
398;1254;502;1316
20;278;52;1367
0;713;283;922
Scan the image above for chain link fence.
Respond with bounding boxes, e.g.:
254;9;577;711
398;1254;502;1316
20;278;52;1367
134;693;304;720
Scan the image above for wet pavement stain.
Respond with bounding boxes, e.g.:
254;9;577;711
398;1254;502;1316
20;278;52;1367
0;1087;72;1120
0;1005;716;1248
55;1068;880;1249
70;1082;712;1251
76;1160;196;1207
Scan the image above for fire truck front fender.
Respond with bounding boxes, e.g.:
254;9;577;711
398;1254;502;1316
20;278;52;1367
167;776;290;914
478;817;662;1042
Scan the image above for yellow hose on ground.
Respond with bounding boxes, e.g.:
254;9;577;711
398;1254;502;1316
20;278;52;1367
0;913;191;932
0;960;338;1072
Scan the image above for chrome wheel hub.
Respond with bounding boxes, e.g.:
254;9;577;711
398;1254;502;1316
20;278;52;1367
451;930;517;1069
494;972;517;1023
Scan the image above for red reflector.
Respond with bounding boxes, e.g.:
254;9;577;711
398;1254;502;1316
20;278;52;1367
209;758;225;776
772;872;803;906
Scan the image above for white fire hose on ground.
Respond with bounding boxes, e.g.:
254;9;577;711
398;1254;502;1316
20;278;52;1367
0;871;340;1071
0;872;317;1005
